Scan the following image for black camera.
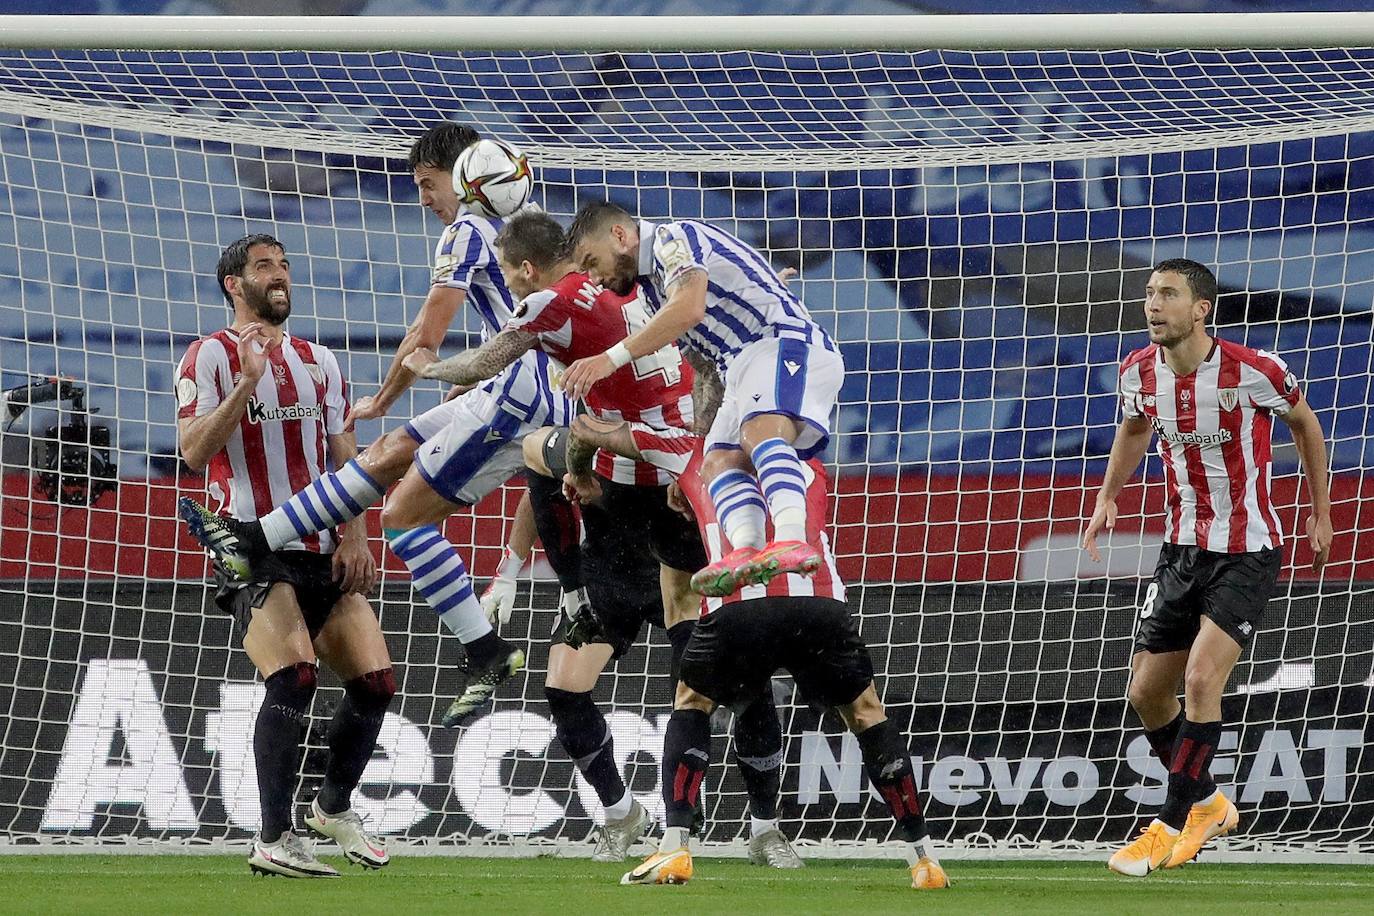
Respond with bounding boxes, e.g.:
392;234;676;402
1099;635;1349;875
4;377;118;506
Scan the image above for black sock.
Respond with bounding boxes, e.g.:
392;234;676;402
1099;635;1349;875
667;620;695;684
1144;710;1184;772
733;693;782;821
856;718;927;843
527;469;583;593
255;661;317;842
661;708;711;830
464;629;506;667
546;687;626;808
318;668;396;815
1159;719;1223;829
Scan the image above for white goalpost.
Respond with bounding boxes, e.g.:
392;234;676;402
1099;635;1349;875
0;14;1371;863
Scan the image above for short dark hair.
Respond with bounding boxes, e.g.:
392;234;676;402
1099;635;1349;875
495;211;567;271
565;200;635;252
1153;258;1217;305
407;122;480;173
216;233;284;304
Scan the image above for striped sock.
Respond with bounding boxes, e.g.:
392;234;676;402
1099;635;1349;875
385;526;492;643
750;438;808;543
707;468;767;551
261;459;385;550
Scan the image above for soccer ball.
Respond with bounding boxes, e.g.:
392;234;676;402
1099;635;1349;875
453;138;534;218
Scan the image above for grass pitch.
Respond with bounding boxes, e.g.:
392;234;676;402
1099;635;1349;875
2;855;1372;915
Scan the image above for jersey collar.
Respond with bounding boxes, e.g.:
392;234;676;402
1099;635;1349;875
637;219;658;277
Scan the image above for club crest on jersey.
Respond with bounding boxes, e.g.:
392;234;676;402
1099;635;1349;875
305;363;325;386
1217;388;1239;411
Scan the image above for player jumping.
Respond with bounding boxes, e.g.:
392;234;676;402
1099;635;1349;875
1083;258;1333;876
180;123;568;725
407;210;800;866
176;234;395;877
561;201;844;598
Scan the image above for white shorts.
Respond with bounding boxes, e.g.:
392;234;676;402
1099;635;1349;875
705;336;844;460
407;388;536;506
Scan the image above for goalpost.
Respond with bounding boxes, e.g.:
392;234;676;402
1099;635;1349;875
0;13;1371;862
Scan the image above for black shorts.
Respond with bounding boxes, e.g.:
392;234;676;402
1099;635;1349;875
214;550;344;641
1133;542;1283;654
549;478;707;659
590;477;708;575
678;596;875;711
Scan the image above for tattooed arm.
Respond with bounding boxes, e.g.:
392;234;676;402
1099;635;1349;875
683;347;723;435
402;328;539;387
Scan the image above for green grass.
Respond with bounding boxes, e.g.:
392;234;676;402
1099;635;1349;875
2;856;1372;915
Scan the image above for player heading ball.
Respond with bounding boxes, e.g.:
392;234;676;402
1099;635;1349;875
563;201;844;598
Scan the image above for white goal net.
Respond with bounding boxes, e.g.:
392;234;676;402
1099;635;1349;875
0;20;1371;860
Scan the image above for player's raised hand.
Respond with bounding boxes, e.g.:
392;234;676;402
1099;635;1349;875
344;394;387;431
1307;513;1333;574
561;353;615;401
1081;497;1117;564
236;323;276;384
402;347;440;378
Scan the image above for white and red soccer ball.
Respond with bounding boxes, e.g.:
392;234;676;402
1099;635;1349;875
453;138;534;218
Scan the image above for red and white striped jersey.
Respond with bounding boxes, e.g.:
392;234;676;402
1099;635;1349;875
1118;337;1301;553
507;271;696;485
677;446;846;614
176;328;349;553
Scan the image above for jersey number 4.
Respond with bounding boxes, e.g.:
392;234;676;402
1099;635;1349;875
622;293;682;385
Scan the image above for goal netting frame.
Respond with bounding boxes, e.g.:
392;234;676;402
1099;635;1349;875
0;13;1371;863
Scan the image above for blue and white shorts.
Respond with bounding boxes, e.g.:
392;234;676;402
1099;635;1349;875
705;335;844;460
406;388;537;506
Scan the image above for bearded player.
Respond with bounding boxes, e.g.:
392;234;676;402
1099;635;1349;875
181;123;569;725
407;210;800;867
1083;258;1332;875
177;235;394;877
561;201;843;598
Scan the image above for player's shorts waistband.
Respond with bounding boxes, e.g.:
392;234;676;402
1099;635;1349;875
771;321;837;353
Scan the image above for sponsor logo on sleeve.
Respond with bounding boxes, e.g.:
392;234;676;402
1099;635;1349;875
176;377;198;409
655;235;692;277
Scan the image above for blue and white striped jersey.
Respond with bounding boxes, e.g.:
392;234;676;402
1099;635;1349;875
635;219;836;374
431;212;571;426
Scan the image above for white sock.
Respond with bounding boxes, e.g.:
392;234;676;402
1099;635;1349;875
262;458;385;550
385;526;492;643
707;468;766;551
750;437;809;543
660;826;690;852
905;835;935;866
604;791;634;822
750;816;779;839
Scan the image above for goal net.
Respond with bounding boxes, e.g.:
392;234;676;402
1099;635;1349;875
1;21;1371;860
